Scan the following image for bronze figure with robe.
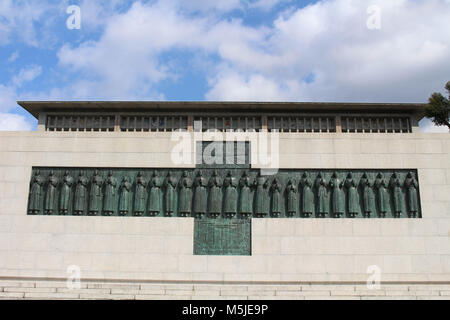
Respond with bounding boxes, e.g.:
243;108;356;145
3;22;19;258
208;170;223;218
344;172;359;218
315;173;328;217
270;178;282;217
389;172;404;218
223;171;238;218
239;171;253;218
133;171;147;216
254;172;269;217
148;171;163;216
74;171;88;215
300;173;314;217
59;170;73;215
89;170;103;216
103;171;117;216
404;171;419;217
119;176;132;216
330;172;345;218
374;173;389;217
44;171;59;215
193;171;207;218
359;172;375;218
29;170;44;215
178;171;193;217
286;178;298;217
164;172;177;217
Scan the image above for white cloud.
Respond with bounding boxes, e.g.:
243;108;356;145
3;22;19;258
8;50;19;62
0;84;17;113
12;66;43;87
419;118;449;133
206;0;450;103
0;113;32;131
0;0;52;46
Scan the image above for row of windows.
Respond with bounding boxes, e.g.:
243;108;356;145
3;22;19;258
341;117;411;133
46;115;115;132
120;116;188;132
45;115;413;133
193;116;262;132
267;116;336;133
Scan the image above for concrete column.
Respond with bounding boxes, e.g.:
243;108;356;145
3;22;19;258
336;115;342;133
37;113;47;132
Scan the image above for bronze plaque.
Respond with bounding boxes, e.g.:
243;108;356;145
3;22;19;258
194;219;251;256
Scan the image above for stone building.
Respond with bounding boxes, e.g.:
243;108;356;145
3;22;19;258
0;101;448;300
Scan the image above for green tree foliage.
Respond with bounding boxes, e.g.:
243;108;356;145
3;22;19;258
425;81;450;129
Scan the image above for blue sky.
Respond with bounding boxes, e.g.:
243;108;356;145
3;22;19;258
0;0;449;132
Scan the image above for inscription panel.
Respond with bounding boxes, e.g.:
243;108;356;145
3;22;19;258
194;218;251;256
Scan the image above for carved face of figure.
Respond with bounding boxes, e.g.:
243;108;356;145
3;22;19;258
347;172;353;179
182;171;188;177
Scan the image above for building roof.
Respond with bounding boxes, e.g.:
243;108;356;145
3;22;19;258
18;101;427;119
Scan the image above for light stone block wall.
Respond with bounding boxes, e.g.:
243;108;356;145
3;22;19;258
0;131;448;298
0;279;449;300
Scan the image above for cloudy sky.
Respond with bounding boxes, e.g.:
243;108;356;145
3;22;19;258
0;0;449;132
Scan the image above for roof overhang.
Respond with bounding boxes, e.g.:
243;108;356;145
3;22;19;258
18;101;427;120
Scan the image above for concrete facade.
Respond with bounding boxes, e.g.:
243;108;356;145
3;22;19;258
0;130;449;299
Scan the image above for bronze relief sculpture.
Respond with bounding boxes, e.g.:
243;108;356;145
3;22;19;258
239;171;253;218
164;172;177;217
178;171;193;217
375;173;389;218
74;171;88;215
119;176;132;216
271;177;283;217
286;178;298;217
89;170;103;216
315;172;328;217
224;171;238;218
28;168;421;219
28;170;44;215
44;170;58;215
300;173;314;217
133;171;147;216
390;172;404;218
359;172;375;218
148;170;163;216
344;172;359;218
208;170;223;218
254;172;269;217
193;170;207;218
59;170;73;215
404;171;419;218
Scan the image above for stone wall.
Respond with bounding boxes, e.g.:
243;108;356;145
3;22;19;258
0;131;449;298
